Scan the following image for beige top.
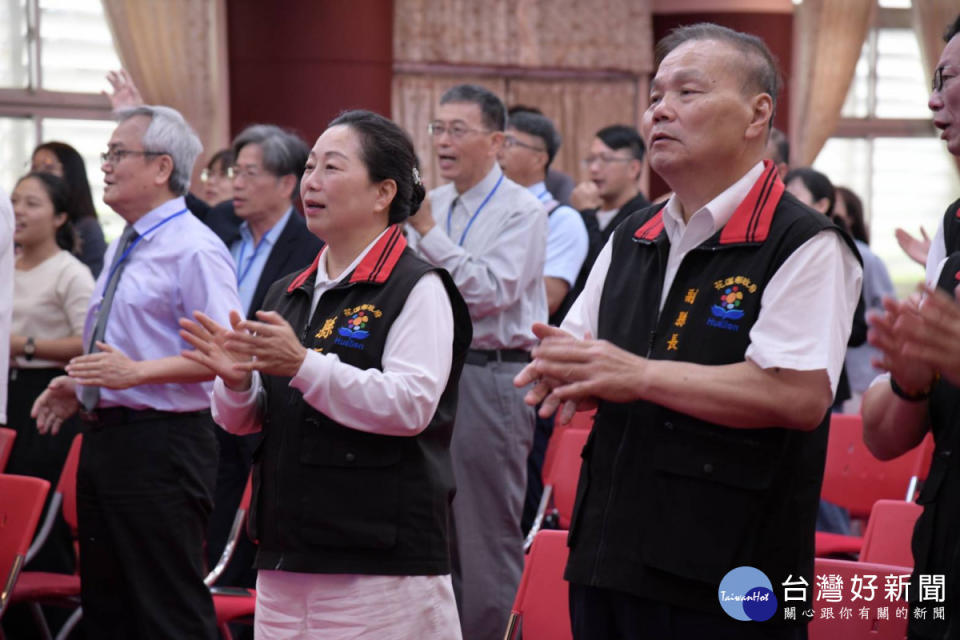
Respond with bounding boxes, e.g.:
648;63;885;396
13;250;94;369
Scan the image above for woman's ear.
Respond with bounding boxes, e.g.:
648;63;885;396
374;178;398;216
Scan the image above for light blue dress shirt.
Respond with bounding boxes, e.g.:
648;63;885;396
80;196;242;411
230;208;292;315
528;181;588;287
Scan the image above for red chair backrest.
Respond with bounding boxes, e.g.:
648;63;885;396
911;434;935;483
0;475;50;616
822;414;923;519
808;557;912;640
545;429;589;528
859;499;922;568
57;435;83;535
509;530;572;640
0;427;16;472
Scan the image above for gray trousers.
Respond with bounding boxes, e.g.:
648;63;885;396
450;360;535;640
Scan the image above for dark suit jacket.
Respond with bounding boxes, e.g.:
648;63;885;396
207;205;324;318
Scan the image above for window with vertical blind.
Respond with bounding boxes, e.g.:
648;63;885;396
0;0;124;239
811;1;958;294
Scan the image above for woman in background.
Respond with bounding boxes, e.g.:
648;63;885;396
31;141;107;276
201;148;236;206
834;186;896;411
7;171;94;572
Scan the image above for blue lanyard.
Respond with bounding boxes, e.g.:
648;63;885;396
235;234;266;286
447;173;504;246
105;208;187;283
536;188;549;201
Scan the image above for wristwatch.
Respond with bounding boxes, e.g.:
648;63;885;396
23;337;36;361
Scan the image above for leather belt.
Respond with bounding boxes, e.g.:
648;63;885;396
465;349;531;366
79;407;209;428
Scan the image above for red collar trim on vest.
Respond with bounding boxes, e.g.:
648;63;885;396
285;225;407;293
349;224;407;284
633;210;665;241
718;159;784;245
287;249;324;293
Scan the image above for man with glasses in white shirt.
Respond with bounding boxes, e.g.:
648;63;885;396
406;83;547;640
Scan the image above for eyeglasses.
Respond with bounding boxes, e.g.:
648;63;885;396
503;135;545;153
201;167;235;182
427;121;491;140
581;154;634;168
100;149;165;165
230;165;269;180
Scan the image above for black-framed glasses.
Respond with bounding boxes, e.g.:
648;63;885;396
201;167;235;182
581;154;633;168
503;135;545;153
427;121;490;140
100;149;165;165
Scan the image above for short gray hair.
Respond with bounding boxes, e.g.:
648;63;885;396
115;105;203;196
655;23;781;130
232;124;309;203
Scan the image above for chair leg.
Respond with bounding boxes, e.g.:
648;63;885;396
220;622;234;640
28;601;54;640
54;607;82;640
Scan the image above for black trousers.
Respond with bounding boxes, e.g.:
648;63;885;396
570;583;808;640
77;411;219;640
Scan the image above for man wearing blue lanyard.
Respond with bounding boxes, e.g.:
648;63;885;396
406;83;548;640
204;124;321;587
32;105;241;639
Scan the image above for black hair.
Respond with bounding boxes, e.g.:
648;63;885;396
785;166;835;216
835;186;869;244
507;104;544;117
32;141;98;222
595;124;646;162
206;148;235;174
945;15;960;42
507;110;562;169
328;110;425;225
769;128;790;166
656;23;781;131
439;84;506;131
16;172;77;252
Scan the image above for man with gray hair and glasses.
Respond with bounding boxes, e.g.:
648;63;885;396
32;104;241;639
205;123;322;589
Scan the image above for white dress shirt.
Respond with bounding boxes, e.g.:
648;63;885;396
407;164;547;349
562;161;863;395
212;226;454;438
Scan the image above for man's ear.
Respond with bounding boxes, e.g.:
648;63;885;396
746;94;774;142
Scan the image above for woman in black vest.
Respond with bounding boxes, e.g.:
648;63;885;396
181;110;471;639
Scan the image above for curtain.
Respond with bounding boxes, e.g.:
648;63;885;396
392;0;653;191
790;0;874;166
101;0;230;181
912;0;960;88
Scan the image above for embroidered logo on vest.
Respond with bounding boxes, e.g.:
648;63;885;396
334;304;384;350
707;276;758;332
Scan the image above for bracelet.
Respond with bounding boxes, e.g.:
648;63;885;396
890;376;935;402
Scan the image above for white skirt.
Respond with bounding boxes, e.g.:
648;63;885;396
254;570;462;639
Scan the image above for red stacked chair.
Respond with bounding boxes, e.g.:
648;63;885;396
524;428;589;551
816;414;930;558
0;475;50;622
0;427;16;472
859;500;922;568
505;530;572;640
